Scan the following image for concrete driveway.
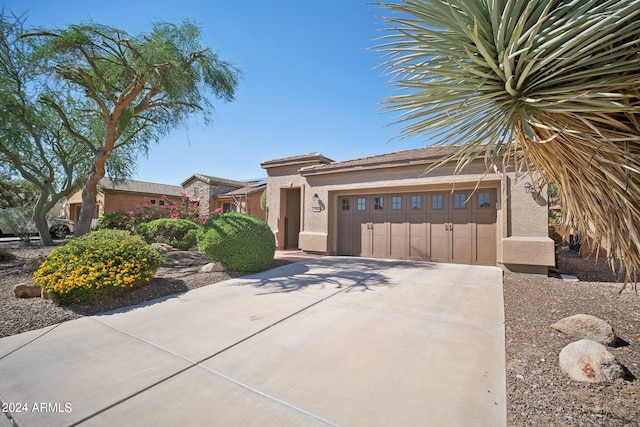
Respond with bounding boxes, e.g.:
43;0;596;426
0;257;505;427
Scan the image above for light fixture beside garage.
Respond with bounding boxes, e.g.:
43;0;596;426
524;182;532;193
311;193;324;212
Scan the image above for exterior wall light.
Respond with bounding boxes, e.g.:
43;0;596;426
524;182;532;193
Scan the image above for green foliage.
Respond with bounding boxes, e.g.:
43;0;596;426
0;175;39;208
33;229;162;303
0;12;92;246
25;19;241;235
137;218;198;251
0;206;36;243
197;213;275;272
259;190;267;211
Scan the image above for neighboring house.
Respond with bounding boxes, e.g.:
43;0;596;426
65;178;184;226
181;174;266;221
261;146;555;274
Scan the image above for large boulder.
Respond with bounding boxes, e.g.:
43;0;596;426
199;262;227;273
551;314;617;346
14;283;43;298
559;339;626;383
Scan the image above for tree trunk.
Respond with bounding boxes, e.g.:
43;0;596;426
33;191;54;246
75;148;111;236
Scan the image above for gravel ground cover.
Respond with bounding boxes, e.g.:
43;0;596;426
0;241;638;425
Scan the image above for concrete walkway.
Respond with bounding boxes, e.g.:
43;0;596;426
0;257;505;427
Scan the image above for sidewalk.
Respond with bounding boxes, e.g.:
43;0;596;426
0;257;505;426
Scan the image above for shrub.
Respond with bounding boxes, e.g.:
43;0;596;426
95;211;132;231
33;229;162;303
197;213;275;272
137;218;198;250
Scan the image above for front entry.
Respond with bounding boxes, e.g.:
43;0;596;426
281;188;301;249
337;189;497;266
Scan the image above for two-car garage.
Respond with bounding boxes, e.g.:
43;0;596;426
262;147;554;274
337;189;497;265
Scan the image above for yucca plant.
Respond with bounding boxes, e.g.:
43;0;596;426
377;0;640;285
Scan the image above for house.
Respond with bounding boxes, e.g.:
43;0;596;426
261;146;555;274
67;175;268;225
181;174;266;221
65;178;184;225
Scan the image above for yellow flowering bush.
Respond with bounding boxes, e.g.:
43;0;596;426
34;229;162;303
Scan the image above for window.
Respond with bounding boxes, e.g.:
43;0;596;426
454;193;467;209
392;196;402;210
432;194;443;209
158;200;165;206
411;195;422;209
149;199;156;205
342;198;350;211
374;197;384;210
478;192;491;208
357;197;366;211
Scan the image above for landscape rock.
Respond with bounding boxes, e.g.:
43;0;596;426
14;283;43;298
200;262;227;273
150;243;177;253
551;314;617;346
559;339;626;383
22;255;47;272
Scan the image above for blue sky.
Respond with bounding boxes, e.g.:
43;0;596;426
3;1;428;185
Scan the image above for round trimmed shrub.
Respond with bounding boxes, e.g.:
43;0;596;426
136;218;198;250
33;229;162;303
197;213;275;272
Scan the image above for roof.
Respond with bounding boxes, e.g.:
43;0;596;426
299;145;461;176
181;174;248;188
222;182;267;197
261;153;334;169
98;178;183;197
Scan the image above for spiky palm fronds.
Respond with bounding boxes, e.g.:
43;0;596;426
377;0;640;284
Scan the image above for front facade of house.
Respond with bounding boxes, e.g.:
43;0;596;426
262;147;555;274
65;178;184;225
181;174;266;221
66;175;267;227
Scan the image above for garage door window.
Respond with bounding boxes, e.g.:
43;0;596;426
432;194;443;209
411;195;422;209
454;193;467;209
342;198;350;211
357;197;366;211
392;196;402;210
478;192;491;208
374;197;384;210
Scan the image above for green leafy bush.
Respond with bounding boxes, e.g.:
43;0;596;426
137;218;198;250
33;229;162;303
197;213;275;272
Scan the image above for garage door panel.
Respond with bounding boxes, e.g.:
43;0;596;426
337;189;497;266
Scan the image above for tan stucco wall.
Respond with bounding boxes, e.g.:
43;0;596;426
264;165;308;249
499;175;555;272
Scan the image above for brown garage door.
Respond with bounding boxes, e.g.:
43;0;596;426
337;189;497;266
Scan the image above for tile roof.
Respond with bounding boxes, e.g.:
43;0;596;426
261;153;334;169
299;145;461;175
98;178;183;197
181;174;248;188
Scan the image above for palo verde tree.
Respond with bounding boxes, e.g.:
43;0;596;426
377;0;640;284
26;20;241;235
0;12;92;245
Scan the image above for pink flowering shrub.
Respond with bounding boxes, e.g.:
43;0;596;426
97;194;207;231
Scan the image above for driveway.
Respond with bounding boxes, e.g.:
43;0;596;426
0;257;505;426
